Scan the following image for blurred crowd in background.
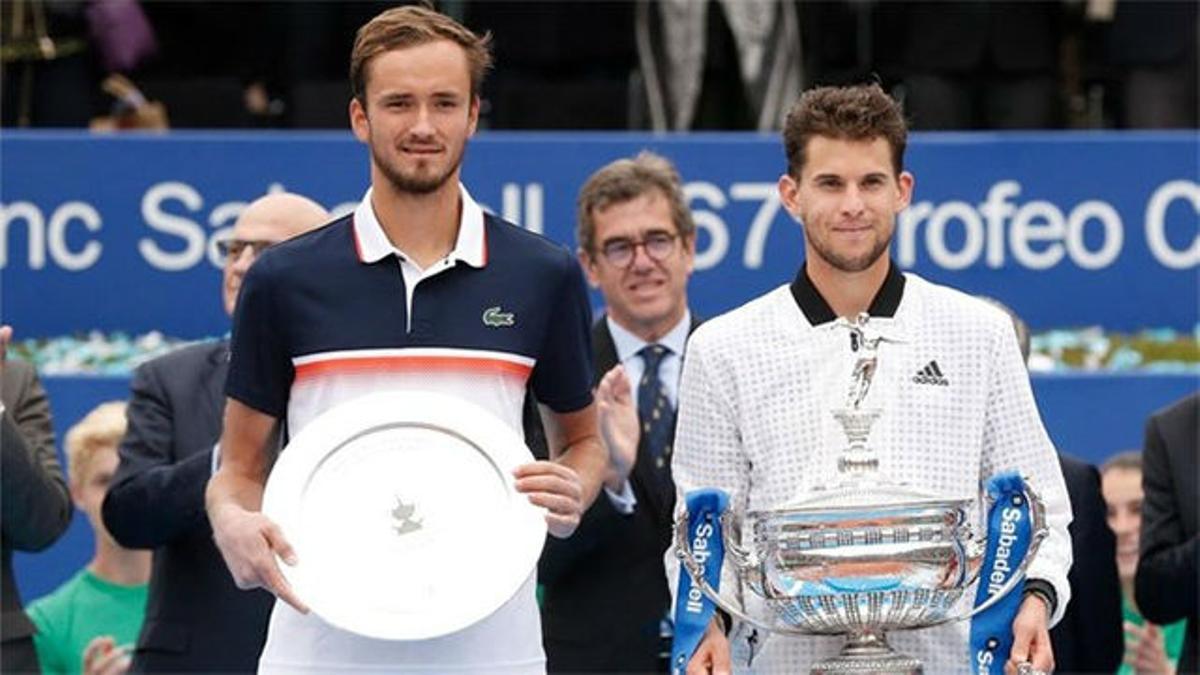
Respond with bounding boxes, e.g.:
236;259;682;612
2;0;1196;133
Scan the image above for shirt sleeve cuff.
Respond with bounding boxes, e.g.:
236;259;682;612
210;442;221;476
604;479;637;514
1023;578;1057;618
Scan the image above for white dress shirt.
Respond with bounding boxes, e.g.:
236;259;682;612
602;311;691;513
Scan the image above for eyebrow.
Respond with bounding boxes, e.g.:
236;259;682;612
600;228;674;244
377;92;413;103
811;172;890;182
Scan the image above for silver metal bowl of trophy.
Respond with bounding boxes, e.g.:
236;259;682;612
677;481;1048;674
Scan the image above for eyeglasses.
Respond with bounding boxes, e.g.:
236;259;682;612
597;231;679;268
217;239;274;260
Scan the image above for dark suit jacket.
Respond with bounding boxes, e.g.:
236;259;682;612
1;360;71;673
1136;393;1199;673
102;341;273;672
1050;454;1123;674
540;315;697;673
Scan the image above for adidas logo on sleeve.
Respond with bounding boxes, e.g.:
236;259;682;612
912;360;950;386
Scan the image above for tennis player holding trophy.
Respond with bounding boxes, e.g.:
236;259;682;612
668;84;1072;675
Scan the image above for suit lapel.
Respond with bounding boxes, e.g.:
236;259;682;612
591;320;619;386
200;341;230;437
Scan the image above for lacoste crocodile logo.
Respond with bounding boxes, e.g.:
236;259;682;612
391;497;423;536
482;306;515;328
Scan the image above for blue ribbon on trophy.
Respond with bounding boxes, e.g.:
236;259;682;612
671;488;730;675
969;471;1035;674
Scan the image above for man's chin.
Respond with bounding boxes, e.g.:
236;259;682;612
389;169;454;195
626;304;682;331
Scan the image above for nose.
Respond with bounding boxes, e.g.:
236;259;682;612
411;103;436;137
628;241;657;270
841;184;866;216
1110;511;1138;538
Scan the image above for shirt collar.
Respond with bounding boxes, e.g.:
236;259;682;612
789;259;906;327
351;183;487;268
607;310;692;364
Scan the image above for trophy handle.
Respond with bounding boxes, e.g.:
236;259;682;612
673;508;777;634
946;479;1050;623
719;510;766;595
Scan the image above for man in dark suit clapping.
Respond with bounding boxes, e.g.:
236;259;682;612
540;152;698;673
101;193;328;672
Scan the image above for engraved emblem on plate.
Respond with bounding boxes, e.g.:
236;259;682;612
391;497;423;535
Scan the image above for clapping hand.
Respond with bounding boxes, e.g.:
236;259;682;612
1125;620;1174;674
82;636;132;675
595;364;639;489
0;324;11;380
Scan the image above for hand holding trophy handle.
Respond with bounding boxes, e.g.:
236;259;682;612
673;506;808;636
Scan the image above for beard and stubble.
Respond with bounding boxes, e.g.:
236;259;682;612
371;130;465;196
806;220;892;273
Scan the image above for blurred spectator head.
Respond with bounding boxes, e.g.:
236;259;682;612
575;151;696;338
576;150;695;254
350;4;493;104
221;193;330;316
1100;450;1144;584
783;83;908;178
65;401;127;540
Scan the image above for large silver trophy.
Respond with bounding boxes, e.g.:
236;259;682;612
676;314;1048;674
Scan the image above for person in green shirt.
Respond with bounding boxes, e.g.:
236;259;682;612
27;402;150;675
1102;451;1187;674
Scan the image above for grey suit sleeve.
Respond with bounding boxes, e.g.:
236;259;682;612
102;359;215;548
1;363;70;551
1135;408;1199;624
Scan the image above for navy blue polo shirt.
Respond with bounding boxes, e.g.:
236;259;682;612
226;187;594;439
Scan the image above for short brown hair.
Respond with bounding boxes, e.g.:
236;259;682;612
783;83;907;178
577;151;695;255
65;401;126;486
1102;450;1142;475
350;5;493;103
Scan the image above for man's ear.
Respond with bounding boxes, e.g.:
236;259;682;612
69;480;85;510
466;95;480;137
350;97;370;143
778;173;802;218
680;232;697;275
896;171;915;212
577;248;601;289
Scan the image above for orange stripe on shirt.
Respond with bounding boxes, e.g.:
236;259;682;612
294;355;532;382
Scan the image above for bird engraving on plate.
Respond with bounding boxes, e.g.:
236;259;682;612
392;497;423;535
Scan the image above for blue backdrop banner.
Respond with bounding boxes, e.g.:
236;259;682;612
2;130;1197;337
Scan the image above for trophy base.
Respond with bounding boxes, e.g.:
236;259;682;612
810;631;922;675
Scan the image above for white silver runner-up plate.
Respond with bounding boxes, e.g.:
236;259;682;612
262;391;547;640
